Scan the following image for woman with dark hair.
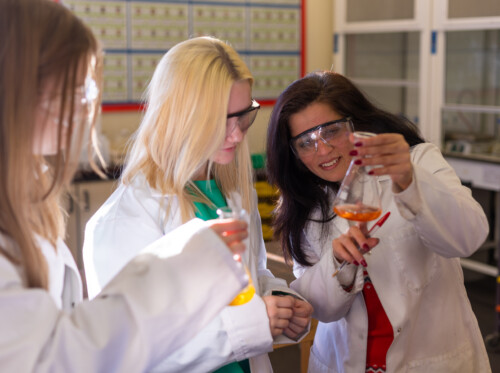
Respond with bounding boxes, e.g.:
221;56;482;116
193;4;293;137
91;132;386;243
266;71;491;372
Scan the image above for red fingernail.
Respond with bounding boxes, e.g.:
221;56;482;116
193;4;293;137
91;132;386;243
368;170;374;175
353;261;359;266
361;260;368;267
355;142;363;147
362;244;369;251
349;150;358;156
354;159;362;165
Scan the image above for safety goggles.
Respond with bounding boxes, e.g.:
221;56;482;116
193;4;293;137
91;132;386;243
39;75;99;128
290;117;353;158
226;99;260;135
81;75;99;107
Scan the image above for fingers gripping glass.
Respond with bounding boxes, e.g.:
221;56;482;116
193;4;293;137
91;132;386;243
290;117;353;158
216;207;256;306
226;99;260;135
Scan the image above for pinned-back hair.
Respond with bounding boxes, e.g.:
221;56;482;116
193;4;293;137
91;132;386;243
122;37;255;222
0;0;102;288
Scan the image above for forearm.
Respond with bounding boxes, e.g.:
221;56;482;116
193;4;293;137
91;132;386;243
0;224;247;372
291;249;362;323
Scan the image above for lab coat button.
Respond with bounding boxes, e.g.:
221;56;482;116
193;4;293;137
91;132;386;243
397;327;402;333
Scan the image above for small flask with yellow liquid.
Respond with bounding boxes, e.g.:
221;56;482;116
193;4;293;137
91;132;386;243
216;207;256;306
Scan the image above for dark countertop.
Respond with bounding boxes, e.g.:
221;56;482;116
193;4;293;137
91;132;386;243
443;151;500;165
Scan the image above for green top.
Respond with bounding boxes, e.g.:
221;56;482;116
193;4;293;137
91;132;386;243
192;179;227;220
191;180;251;373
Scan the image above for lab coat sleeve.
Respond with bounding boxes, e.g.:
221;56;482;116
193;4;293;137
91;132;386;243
149;292;274;372
0;220;248;373
85;188;275;372
83;192;167;299
394;143;489;258
153;195;311;372
248;197;312;344
290;234;365;323
247;193;303;298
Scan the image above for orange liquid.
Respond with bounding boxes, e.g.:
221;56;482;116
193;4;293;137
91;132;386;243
334;204;382;222
229;268;255;306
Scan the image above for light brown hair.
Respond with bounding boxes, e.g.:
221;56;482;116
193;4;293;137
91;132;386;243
0;0;102;288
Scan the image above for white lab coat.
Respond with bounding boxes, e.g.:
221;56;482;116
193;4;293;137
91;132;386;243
290;143;491;372
0;220;248;372
83;174;309;373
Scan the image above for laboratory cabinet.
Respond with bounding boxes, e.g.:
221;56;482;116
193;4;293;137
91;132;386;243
333;0;500;349
332;0;431;139
64;179;117;296
332;0;500;254
333;0;500;150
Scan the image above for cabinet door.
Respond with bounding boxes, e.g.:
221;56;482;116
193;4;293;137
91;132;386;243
333;0;432;140
344;31;421;124
432;0;500;157
345;0;415;22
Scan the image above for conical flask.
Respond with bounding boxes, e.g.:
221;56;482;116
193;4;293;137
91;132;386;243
216;207;256;306
332;132;382;222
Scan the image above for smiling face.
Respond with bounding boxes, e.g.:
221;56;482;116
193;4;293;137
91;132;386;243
289;101;354;182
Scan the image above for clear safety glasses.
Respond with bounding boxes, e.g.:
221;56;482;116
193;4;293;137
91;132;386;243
81;75;99;107
39;75;99;128
290;117;353;158
226;99;260;136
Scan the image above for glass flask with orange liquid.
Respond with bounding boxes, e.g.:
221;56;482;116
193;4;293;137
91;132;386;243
332;132;382;222
216;207;256;306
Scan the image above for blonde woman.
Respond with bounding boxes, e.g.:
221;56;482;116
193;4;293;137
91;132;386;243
83;36;313;373
0;0;251;371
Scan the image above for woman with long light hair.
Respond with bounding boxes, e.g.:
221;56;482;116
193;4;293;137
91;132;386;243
0;0;251;370
83;36;313;372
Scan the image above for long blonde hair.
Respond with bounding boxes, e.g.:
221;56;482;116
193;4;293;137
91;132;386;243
0;0;102;289
122;37;255;222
